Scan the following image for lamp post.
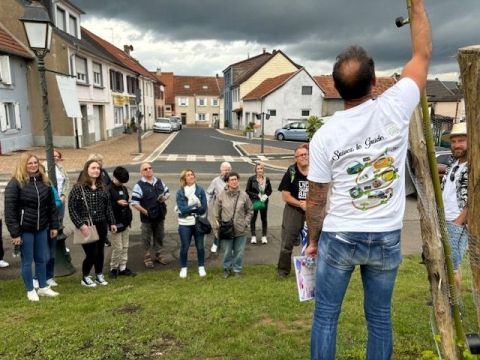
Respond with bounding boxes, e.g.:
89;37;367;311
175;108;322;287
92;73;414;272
20;1;56;187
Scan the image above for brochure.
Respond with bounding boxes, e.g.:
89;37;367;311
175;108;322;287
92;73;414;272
293;256;316;302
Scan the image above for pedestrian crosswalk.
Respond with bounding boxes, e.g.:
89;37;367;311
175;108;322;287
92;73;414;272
152;154;251;163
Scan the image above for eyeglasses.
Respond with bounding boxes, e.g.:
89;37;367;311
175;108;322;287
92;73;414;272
142;167;152;171
295;153;308;158
449;165;459;182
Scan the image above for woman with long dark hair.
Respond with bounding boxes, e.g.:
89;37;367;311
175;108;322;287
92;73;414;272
69;160;116;287
4;153;59;301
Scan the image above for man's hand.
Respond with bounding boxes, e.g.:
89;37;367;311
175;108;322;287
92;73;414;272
305;244;318;258
299;200;307;211
50;229;58;238
110;225;117;233
117;199;128;206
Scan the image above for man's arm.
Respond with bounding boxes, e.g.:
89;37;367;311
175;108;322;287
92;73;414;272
281;191;306;211
305;181;329;257
401;0;432;93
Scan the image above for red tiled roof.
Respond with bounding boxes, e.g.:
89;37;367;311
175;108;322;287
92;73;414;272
81;27;157;82
158;72;174;104
243;72;296;100
174;75;224;97
314;75;396;99
0;23;32;59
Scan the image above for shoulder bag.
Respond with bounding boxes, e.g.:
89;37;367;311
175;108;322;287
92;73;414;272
218;193;240;240
73;186;100;245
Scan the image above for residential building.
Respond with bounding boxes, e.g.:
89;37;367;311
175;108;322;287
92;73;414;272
314;75;396;116
243;68;323;136
426;78;464;122
150;71;166;118
173;75;223;127
223;49;301;129
157;71;175;118
0;22;34;153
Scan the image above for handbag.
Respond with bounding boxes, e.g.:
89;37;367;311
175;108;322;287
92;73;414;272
252;199;266;211
218;193;240;240
195;216;212;235
72;186;100;245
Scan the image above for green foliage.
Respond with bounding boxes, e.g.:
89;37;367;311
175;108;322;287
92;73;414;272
245;121;255;132
0;258;477;359
306;115;324;141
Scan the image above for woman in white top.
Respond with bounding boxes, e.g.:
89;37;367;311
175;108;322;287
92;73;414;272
175;169;208;278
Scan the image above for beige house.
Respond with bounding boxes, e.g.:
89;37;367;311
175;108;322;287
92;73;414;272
173;75;224;127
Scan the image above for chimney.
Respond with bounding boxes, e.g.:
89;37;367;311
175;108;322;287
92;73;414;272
262;48;266;54
124;45;133;55
156;67;162;76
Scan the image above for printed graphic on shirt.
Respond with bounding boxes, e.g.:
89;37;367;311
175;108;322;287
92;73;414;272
346;151;398;211
298;181;309;200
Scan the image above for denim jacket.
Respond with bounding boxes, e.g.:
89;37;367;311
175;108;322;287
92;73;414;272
175;185;207;218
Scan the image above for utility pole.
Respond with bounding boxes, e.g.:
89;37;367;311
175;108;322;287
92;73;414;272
136;87;143;153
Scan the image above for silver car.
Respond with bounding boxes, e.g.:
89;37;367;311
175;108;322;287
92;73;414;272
153;118;173;133
169;116;182;130
274;121;308;141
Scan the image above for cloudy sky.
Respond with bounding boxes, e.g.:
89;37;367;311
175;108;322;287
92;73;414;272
73;0;478;80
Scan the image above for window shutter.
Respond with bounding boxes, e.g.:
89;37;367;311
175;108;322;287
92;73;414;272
15;102;21;130
0;103;7;132
206;113;209;121
0;56;12;84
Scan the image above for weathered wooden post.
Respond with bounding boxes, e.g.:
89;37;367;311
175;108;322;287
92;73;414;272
409;108;457;359
458;45;480;329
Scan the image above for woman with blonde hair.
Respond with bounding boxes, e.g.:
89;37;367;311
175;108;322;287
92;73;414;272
175;169;208;278
246;163;272;244
4;153;59;301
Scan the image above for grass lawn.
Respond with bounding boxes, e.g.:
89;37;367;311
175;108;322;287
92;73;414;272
1;256;477;359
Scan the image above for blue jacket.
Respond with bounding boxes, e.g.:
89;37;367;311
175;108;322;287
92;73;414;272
176;185;207;218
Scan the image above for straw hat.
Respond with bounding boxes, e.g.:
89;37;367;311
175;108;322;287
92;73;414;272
449;122;467;138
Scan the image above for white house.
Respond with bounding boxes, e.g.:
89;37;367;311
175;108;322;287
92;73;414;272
242;68;323;136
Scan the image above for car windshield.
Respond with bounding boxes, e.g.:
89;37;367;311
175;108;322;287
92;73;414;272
156;119;170;124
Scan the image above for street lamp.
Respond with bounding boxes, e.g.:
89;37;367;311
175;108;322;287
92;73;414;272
20;1;56;187
256;112;270;154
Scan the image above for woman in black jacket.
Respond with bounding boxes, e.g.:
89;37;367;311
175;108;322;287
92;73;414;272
4;153;59;301
69;160;116;288
245;163;272;244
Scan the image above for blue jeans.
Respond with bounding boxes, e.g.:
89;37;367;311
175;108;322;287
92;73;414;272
178;225;205;267
20;229;49;291
446;221;468;271
311;230;402;360
222;235;247;273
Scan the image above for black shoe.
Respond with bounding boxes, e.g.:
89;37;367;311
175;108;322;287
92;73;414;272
119;268;137;277
223;270;231;279
104;239;112;247
109;269;118;278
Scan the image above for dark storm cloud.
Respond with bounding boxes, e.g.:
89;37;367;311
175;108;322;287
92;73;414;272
73;0;479;74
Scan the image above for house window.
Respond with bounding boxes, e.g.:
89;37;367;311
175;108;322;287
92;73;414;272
211;98;219;106
301;109;310;117
114;106;124;126
165;105;171;111
0;102;21;132
202;85;208;89
92;62;102;87
160;90;164;100
126;76;138;95
109;70;124;92
302;86;313;95
56;7;66;31
198;113;206;121
75;56;88;84
0;56;12;85
184;84;190;89
198;98;206;106
68;15;78;37
179;98;188;106
269;109;276;116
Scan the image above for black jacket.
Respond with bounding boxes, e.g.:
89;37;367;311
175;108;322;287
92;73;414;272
108;183;133;232
245;175;272;201
4;175;59;238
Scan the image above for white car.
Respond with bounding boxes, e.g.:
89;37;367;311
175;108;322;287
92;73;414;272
153;118;173;133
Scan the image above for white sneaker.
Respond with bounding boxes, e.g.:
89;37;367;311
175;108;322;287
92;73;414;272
198;266;207;277
81;276;97;288
261;236;268;244
27;290;39;302
33;279;39;289
179;267;188;279
0;260;9;268
250;236;257;244
37;287;59;297
210;243;218;253
95;274;108;286
46;278;58;287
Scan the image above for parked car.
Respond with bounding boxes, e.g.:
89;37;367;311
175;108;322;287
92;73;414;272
274;121;308;141
153;118;173;133
405;146;452;196
169;118;180;131
170;116;182;130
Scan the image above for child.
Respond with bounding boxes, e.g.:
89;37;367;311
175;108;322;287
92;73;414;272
108;167;135;278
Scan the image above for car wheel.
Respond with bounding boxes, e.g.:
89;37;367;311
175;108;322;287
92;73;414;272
277;133;285;141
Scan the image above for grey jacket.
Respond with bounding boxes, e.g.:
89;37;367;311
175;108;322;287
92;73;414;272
206;176;226;204
214;187;253;237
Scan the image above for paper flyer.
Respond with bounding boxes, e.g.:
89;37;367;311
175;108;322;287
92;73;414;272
293;256;316;302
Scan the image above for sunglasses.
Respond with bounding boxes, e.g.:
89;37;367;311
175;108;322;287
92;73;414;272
449;165;459;182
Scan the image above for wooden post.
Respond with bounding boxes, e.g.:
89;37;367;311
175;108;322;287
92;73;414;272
458;45;480;329
409;108;457;359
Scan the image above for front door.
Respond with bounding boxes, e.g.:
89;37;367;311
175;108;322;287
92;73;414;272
181;113;186;125
80;105;91;146
93;105;101;142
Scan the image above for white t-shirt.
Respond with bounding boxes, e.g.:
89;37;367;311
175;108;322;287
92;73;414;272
309;78;420;232
442;160;466;221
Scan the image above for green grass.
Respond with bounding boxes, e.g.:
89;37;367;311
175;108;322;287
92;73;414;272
0;256;477;359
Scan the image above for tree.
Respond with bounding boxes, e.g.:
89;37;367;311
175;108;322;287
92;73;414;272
306;115;324;141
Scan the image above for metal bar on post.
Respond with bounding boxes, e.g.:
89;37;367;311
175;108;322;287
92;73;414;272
261;112;265;154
